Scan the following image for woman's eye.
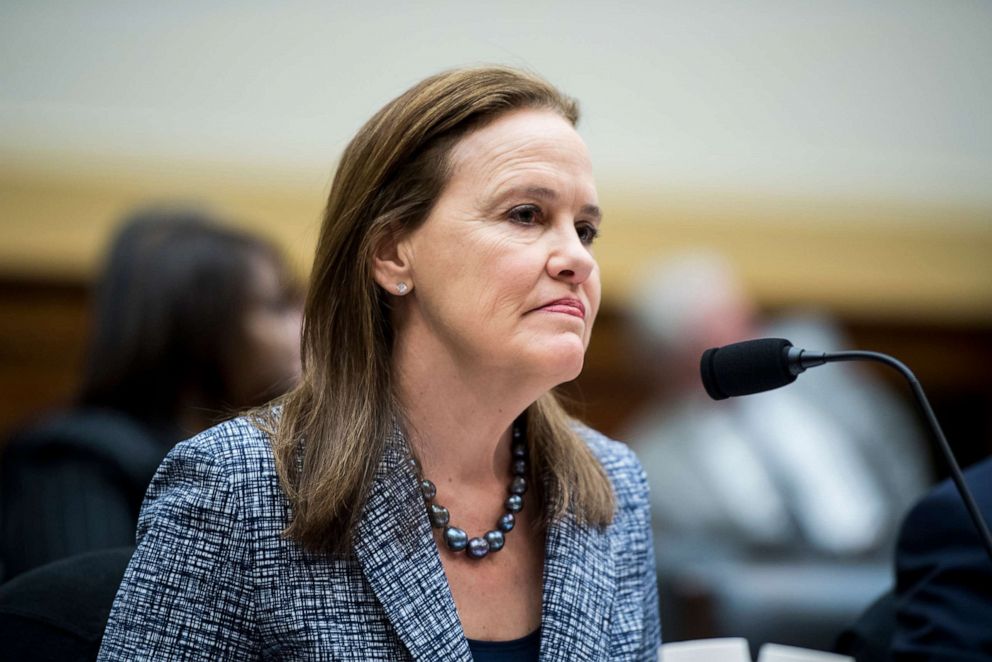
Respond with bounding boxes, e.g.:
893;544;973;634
507;204;542;226
576;223;600;245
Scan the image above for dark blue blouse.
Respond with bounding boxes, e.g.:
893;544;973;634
467;628;541;661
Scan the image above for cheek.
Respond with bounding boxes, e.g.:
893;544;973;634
447;236;537;313
484;250;544;317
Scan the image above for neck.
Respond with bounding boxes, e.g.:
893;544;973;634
392;330;544;486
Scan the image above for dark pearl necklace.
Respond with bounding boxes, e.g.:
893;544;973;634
411;421;528;560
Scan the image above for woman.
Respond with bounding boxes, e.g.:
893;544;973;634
98;67;660;660
77;208;303;436
0;209;303;579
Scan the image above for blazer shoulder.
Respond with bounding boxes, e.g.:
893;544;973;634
899;457;992;551
170;415;276;471
572;422;649;511
138;415;287;543
153;416;281;511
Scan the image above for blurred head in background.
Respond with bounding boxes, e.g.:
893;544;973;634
77;207;304;440
629;250;757;394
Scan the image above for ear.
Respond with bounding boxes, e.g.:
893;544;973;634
371;230;414;296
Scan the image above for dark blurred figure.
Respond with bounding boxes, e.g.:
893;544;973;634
0;208;303;580
836;457;992;661
891;456;992;660
0;547;133;662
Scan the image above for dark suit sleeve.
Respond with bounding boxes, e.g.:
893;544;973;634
891;461;992;662
2;455;137;578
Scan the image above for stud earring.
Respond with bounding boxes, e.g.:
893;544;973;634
396;282;409;295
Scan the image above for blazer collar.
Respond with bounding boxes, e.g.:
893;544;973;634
353;428;472;661
353;427;617;660
539;509;616;660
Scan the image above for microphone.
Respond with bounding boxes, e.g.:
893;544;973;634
700;337;992;563
700;338;796;400
700;337;834;400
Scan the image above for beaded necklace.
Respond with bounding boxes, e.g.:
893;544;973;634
411;420;528;560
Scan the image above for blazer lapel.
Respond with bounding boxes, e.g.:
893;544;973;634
539;511;617;660
353;430;471;661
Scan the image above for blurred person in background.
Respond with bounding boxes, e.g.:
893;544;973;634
0;208;303;580
623;250;932;648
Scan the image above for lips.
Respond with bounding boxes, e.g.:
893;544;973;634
537;298;586;319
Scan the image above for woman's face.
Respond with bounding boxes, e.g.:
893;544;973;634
228;255;303;405
390;108;601;387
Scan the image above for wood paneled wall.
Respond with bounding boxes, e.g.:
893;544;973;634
0;278;89;437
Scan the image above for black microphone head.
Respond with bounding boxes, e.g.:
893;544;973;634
700;338;797;400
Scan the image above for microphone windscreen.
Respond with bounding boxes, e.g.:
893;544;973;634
700;338;796;400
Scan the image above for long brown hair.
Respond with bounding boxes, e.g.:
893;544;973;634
266;66;614;555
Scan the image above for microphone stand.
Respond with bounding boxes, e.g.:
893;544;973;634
792;348;992;563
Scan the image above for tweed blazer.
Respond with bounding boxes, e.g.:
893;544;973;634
98;416;661;660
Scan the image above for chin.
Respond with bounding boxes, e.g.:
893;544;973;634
528;339;587;386
556;360;585;385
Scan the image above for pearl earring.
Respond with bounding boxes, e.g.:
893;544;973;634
396;282;409;295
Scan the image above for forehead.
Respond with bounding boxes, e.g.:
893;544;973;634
445;108;595;197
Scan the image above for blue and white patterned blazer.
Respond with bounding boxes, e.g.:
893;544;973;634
98;416;661;660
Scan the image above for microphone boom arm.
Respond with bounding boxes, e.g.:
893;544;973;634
816;350;992;563
702;338;992;563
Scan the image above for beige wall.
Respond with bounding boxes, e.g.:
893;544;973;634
2;161;989;325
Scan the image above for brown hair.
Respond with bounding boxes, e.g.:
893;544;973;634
81;207;300;438
265;66;614;555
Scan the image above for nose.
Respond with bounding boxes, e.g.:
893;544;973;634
546;222;597;285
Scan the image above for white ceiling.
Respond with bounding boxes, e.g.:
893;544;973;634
2;0;991;209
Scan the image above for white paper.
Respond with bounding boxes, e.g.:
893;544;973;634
660;637;752;662
757;643;854;662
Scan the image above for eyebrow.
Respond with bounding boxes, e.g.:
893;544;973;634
488;186;603;222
